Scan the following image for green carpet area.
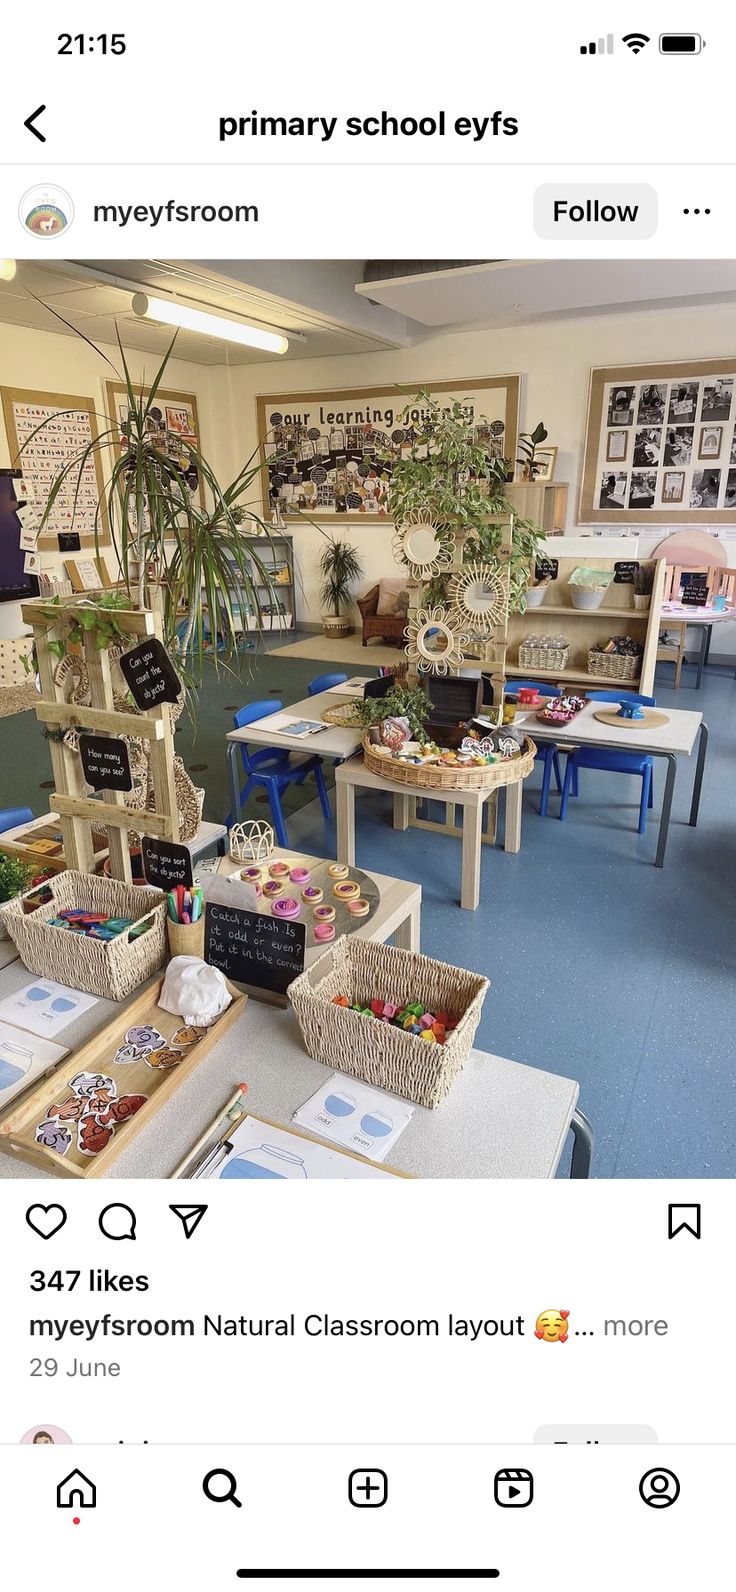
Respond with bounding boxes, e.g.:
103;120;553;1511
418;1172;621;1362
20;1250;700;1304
0;644;349;830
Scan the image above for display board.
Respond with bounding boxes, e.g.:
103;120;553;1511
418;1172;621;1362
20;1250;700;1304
580;360;736;524
105;382;204;508
1;387;109;549
257;376;520;522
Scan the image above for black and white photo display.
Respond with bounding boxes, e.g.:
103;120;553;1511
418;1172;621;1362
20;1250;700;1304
586;365;736;521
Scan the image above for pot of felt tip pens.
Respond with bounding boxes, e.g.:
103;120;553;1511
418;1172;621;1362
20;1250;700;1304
166;886;205;959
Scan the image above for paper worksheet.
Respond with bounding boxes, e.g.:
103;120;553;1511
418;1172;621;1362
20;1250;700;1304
0;1020;68;1108
248;712;325;738
325;677;371;695
207;1116;401;1180
0;979;98;1038
293;1073;414;1162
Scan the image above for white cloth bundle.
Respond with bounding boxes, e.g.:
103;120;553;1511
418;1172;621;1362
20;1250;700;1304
158;956;232;1026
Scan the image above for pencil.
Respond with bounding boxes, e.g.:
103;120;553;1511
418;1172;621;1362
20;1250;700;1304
171;1083;249;1179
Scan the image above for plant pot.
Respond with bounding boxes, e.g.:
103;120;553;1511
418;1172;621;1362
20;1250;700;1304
568;585;607;611
321;614;353;638
525;585;547;609
103;846;147;885
633;593;651;611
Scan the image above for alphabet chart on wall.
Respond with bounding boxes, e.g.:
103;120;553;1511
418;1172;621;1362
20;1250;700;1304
1;387;109;548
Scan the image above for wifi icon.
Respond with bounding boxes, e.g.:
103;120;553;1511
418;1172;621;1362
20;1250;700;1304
622;31;650;53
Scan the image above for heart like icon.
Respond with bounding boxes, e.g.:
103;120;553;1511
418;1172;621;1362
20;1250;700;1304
26;1203;67;1240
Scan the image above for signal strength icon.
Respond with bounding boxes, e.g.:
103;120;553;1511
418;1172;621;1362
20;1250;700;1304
580;34;614;54
622;32;650;53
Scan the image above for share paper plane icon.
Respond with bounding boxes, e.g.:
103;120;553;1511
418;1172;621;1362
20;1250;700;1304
169;1204;208;1240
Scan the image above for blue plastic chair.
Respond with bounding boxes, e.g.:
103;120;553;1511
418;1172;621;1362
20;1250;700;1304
307;672;348;696
0;806;33;834
226;701;331;846
503;681;564;817
559;691;656;836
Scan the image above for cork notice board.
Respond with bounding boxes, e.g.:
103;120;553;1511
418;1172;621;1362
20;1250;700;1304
1;387;110;550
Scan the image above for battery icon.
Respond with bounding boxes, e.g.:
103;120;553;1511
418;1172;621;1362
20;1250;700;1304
659;33;704;53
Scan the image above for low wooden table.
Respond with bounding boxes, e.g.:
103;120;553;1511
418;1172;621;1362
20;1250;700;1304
334;759;523;911
0;811;227;871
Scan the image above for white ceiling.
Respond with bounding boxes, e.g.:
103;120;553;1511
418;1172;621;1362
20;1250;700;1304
355;259;736;329
0;259;412;365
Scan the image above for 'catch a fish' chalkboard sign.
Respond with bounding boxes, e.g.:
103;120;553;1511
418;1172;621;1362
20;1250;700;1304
205;902;306;995
120;637;182;710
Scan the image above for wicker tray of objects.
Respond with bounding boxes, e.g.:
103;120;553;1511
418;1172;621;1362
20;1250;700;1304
588;649;641;681
321;699;364;727
362;734;537;791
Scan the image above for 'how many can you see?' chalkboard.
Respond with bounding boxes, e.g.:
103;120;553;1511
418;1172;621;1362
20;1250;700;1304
205;902;306;995
79;734;132;792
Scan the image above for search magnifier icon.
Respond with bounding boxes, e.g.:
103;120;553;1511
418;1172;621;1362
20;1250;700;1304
202;1468;242;1508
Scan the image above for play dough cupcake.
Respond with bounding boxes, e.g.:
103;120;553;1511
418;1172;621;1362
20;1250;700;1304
333;879;360;901
327;862;349;879
313;904;335;923
272;896;301;919
302;884;323;905
347;897;370;917
314;921;335;942
262;878;284;900
268;860;291;879
241;865;266;885
290;866;311;885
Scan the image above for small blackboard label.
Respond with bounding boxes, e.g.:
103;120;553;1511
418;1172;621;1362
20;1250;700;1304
58;531;81;552
120;637;182;709
204;902;306;995
681;572;709;606
79;734;132;792
142;835;193;891
535;558;559;582
614;560;640;584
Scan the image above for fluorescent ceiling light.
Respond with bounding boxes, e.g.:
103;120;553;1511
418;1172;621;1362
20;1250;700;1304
0;260;17;282
131;292;289;354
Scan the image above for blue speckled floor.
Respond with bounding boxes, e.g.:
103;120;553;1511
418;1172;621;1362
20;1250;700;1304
277;661;736;1179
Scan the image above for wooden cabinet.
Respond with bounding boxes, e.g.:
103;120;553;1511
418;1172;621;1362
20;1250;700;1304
506;480;568;535
502;556;666;696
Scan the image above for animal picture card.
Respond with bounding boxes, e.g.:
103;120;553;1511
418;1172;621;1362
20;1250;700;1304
0;979;98;1038
292;1073;414;1162
0;1021;68;1109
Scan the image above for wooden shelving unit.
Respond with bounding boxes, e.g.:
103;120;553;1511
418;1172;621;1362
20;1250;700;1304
242;532;295;633
506;480;568;535
499;556;666;696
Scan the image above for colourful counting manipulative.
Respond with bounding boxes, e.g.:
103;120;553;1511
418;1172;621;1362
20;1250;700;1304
330;994;459;1043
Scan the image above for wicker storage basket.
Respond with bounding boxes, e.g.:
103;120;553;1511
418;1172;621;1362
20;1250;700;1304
289;935;489;1109
518;640;570;670
0;869;166;1001
362;735;536;792
587;648;641;681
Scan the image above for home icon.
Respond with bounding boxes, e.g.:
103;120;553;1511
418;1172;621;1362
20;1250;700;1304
57;1470;97;1510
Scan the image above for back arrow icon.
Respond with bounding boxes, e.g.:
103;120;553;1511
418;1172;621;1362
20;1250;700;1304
24;106;46;143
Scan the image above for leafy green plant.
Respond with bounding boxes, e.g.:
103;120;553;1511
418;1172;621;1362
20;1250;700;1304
319;535;363;617
516;420;549;480
356;680;433;739
0;851;32;905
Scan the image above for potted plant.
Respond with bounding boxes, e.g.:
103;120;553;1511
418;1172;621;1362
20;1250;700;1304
356;680;432;740
319;535;363;638
525;575;549;609
633;563;655;610
0;851;32;938
516;421;549;481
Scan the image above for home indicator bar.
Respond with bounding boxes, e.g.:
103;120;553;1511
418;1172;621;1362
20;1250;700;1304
235;1574;501;1582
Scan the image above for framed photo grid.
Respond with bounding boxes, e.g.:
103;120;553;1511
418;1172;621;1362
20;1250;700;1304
105;383;205;508
579;360;736;523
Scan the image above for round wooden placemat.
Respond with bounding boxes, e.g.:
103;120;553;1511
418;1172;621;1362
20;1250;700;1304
594;708;670;729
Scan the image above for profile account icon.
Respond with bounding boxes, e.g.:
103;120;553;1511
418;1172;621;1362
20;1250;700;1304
639;1468;680;1508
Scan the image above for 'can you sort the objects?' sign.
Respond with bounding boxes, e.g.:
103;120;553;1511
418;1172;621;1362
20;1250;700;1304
120;638;182;710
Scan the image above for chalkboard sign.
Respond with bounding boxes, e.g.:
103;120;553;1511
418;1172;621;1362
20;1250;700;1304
614;560;640;584
142;835;193;891
535;558;559;582
58;531;81;553
680;573;709;606
204;902;306;995
120;637;182;709
79;734;132;792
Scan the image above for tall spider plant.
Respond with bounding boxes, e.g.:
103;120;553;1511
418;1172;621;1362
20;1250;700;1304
21;310;284;682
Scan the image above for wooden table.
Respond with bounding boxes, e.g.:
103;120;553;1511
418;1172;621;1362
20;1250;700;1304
334;759;523;911
514;700;707;867
0;956;588;1180
225;690;364;828
660;602;735;688
0;811;227;870
212;843;421;963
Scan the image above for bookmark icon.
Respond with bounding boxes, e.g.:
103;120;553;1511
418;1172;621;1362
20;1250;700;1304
169;1204;208;1240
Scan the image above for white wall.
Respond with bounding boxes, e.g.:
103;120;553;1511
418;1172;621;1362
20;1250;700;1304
0;322;229;638
217;299;736;651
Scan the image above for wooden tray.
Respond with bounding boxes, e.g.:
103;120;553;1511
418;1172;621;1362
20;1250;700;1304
594;708;670;730
0;975;246;1178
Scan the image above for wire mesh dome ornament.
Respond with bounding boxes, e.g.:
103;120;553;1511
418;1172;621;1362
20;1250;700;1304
448;561;507;633
404;608;470;677
391;515;456;580
229;820;275;863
